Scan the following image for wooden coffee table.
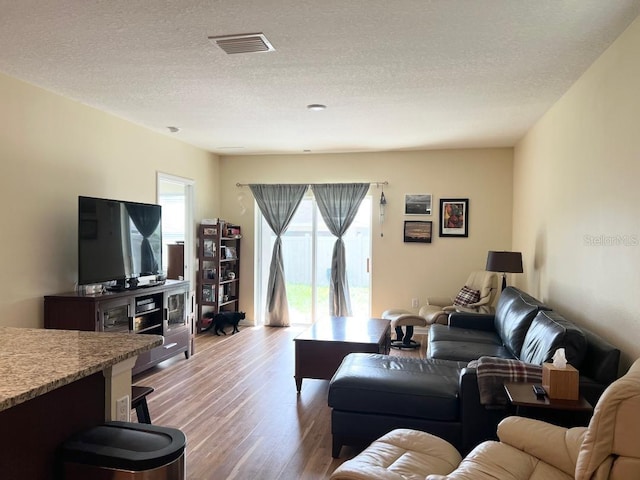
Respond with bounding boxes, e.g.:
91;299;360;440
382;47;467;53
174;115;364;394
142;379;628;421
294;316;391;392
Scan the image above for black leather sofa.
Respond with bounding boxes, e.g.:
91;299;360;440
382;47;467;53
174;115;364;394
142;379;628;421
328;287;620;457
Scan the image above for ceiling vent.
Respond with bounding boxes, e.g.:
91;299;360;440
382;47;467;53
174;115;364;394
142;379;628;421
208;33;275;54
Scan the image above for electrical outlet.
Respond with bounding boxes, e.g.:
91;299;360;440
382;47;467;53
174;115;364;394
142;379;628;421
116;395;130;422
411;298;419;308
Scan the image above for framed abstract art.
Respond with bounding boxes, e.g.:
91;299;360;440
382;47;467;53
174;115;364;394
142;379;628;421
439;198;469;237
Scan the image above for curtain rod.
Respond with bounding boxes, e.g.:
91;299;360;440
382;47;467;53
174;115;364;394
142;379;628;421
236;181;388;187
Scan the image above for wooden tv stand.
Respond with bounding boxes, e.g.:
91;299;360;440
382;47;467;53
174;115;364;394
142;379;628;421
45;280;192;375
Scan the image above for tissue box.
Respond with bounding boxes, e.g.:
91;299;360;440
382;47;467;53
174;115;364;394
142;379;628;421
542;363;579;400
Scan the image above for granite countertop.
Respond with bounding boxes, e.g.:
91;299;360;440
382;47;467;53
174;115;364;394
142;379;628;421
0;327;162;412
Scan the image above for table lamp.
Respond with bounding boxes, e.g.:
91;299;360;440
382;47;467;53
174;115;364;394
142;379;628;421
486;251;523;290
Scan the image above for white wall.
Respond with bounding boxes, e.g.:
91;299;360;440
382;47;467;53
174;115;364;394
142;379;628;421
0;69;513;332
219;149;513;322
513;16;640;370
0;72;220;328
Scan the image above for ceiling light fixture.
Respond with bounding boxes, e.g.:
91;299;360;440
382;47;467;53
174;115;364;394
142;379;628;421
307;104;327;111
167;126;180;133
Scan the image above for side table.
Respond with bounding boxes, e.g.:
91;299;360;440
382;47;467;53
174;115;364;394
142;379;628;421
503;382;593;427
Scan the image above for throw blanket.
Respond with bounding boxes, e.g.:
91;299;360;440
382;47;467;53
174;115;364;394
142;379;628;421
468;356;543;406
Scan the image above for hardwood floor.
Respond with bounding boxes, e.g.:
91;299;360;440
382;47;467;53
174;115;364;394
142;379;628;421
133;325;425;480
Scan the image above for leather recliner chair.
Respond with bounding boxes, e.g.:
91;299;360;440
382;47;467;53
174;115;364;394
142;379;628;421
383;271;498;348
330;357;640;480
422;270;499;320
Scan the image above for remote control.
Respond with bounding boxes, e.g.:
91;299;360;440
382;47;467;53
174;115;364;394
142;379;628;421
532;384;546;397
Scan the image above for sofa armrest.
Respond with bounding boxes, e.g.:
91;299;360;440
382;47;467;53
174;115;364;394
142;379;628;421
497;416;586;476
458;367;508;454
450;305;495;315
448;313;495;331
580;327;620;386
427;296;454;307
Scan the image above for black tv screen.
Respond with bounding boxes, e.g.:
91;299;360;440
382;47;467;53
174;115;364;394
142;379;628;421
78;196;162;285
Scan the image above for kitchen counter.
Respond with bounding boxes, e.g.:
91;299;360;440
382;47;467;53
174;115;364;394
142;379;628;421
0;326;163;479
0;326;162;412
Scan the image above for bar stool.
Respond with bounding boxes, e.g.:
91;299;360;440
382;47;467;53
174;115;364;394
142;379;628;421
131;385;154;424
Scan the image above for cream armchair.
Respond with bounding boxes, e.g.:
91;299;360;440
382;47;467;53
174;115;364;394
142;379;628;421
330;357;640;480
423;270;498;323
382;271;498;348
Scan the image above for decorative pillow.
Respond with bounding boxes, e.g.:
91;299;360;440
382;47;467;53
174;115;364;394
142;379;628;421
453;285;481;306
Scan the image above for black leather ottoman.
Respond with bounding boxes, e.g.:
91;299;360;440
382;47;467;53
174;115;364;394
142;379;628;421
328;353;467;457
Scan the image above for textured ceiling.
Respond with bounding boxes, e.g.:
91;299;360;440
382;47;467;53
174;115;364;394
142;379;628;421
0;1;639;155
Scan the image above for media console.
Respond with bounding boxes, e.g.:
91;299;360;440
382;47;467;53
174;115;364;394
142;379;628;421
44;280;192;375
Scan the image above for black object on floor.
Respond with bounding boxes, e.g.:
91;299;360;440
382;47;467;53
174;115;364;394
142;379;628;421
61;421;186;479
391;325;420;349
132;385;154;424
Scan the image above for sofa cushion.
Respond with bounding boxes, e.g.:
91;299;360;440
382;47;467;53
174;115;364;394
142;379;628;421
453;286;481;306
494;287;551;359
330;429;463;479
457;436;576;480
430;324;502;346
328;354;465;421
428;324;511;363
520;311;587;367
429;340;514;363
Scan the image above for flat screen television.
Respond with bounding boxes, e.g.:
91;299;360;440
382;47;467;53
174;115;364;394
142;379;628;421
78;196;163;287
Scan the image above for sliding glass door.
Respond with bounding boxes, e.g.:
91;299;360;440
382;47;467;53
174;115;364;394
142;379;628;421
256;195;371;324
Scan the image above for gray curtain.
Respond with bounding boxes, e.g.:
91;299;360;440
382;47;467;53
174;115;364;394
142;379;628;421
249;184;308;326
311;183;369;316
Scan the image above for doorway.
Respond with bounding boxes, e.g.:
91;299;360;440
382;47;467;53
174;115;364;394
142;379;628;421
256;194;372;324
156;173;195;287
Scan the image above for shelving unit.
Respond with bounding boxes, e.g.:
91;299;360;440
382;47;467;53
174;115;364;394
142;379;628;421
197;221;241;332
44;280;191;375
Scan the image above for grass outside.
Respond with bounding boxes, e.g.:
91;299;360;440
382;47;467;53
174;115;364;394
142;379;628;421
286;283;370;321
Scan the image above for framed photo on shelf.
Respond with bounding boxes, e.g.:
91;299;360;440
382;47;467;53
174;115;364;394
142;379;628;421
203;239;215;257
404;194;432;215
439;198;469;237
203;227;217;236
403;221;433;243
202;285;213;303
225;246;237;259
